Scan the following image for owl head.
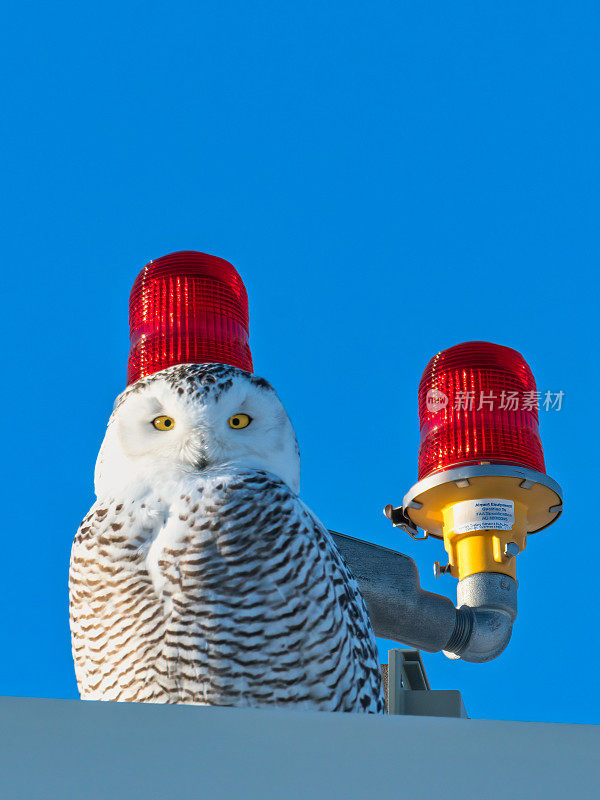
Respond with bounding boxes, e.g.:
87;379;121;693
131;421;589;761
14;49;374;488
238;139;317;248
94;364;300;498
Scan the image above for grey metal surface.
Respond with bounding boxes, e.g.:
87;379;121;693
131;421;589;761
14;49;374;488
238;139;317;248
445;573;517;663
1;696;599;800
457;572;517;620
385;649;467;717
389;649;431;690
393;688;468;718
446;608;513;663
331;533;518;663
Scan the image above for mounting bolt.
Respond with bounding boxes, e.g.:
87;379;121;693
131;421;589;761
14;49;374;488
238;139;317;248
504;542;520;559
433;561;451;578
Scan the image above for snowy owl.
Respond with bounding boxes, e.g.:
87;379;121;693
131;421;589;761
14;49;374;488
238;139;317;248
69;363;384;713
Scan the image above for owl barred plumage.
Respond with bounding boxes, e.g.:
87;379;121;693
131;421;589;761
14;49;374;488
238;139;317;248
69;363;384;713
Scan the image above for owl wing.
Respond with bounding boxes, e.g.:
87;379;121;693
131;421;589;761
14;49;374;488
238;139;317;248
156;470;385;712
298;499;386;713
69;499;173;703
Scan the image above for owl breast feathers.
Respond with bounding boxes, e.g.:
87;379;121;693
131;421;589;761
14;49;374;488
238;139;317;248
69;363;384;713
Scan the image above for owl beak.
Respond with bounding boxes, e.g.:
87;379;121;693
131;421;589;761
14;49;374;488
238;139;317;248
188;434;210;472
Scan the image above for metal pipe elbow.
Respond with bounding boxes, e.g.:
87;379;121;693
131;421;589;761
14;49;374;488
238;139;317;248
443;573;517;663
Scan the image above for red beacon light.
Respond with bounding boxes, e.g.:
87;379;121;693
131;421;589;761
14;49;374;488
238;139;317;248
417;341;546;480
127;251;253;385
386;341;563;588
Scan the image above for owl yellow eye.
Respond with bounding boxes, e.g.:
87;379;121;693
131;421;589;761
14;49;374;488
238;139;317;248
152;416;176;431
228;413;252;429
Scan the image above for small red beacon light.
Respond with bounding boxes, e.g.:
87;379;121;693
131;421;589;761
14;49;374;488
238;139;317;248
417;341;545;480
385;340;562;588
127;251;253;385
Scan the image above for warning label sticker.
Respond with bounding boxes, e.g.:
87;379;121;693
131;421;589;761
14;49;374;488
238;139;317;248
452;499;515;534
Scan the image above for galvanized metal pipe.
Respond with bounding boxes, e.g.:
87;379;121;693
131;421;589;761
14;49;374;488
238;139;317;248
330;531;517;663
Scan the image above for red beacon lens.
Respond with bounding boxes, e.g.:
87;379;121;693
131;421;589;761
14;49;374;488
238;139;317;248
127;251;253;385
417;341;545;480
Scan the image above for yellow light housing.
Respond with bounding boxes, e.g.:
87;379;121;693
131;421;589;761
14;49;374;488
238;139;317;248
402;465;562;581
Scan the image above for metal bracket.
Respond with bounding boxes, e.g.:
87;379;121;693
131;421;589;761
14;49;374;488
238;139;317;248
383;650;467;717
383;504;428;540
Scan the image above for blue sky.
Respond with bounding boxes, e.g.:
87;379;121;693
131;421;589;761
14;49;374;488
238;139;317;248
1;2;598;724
